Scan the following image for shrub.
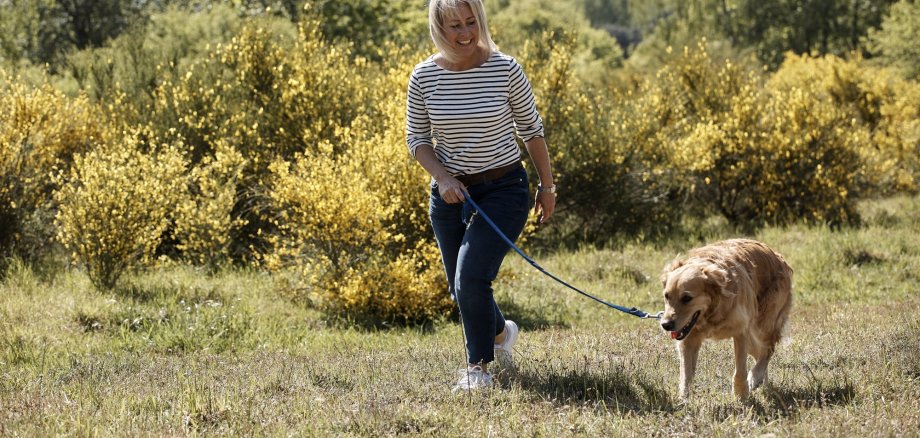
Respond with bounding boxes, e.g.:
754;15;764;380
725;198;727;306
262;144;448;325
172;139;247;270
0;74;107;263
66;3;243;112
54;130;187;289
768;53;920;194
516;32;679;246
750;86;869;225
625;42;876;227
144;18;452;322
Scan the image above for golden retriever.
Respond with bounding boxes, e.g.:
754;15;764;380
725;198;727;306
660;239;793;400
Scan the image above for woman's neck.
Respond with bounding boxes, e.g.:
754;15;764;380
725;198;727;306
436;46;491;71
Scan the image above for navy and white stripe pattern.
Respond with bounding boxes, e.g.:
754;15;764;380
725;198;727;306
406;51;544;176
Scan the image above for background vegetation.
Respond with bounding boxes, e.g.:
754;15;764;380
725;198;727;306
2;0;919;320
2;0;919;434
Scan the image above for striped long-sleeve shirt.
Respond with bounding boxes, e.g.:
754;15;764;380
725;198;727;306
406;51;544;176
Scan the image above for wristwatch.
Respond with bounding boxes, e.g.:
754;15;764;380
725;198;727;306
537;184;557;194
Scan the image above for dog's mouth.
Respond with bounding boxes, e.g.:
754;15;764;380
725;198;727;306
670;311;701;341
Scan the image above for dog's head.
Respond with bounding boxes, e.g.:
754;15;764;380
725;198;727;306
659;258;732;341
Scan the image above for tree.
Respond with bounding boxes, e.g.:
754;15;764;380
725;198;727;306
729;0;896;68
0;0;152;69
868;0;920;80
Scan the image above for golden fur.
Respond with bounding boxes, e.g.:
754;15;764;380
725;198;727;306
660;239;793;399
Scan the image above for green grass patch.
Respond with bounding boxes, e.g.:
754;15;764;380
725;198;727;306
2;195;920;435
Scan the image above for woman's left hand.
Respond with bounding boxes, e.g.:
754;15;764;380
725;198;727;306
534;191;555;223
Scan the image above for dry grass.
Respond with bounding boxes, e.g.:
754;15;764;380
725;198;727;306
2;195;919;436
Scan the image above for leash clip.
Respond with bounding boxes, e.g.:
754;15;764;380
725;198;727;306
643;310;664;320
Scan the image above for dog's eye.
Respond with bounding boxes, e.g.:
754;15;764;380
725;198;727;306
680;295;693;304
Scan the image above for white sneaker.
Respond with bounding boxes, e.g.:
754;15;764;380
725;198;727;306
452;365;493;391
494;320;519;369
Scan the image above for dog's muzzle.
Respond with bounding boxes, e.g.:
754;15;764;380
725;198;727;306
662;311;701;341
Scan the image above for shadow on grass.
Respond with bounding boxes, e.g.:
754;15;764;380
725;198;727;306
701;379;859;422
756;379;857;418
113;281;226;304
494;297;570;330
510;365;675;414
114;284;163;302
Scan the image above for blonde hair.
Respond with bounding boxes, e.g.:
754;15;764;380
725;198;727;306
428;0;497;63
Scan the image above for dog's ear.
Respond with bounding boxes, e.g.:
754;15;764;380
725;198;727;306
703;266;733;296
660;256;685;286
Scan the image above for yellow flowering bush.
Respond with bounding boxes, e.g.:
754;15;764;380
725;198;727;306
0;73;108;261
263;142;448;324
173;139;247;270
516;32;681;244
768;53;920;194
54;130;187;289
5;14;917;323
621;42;877;226
261;40;448;324
147;17;448;322
753;86;869;224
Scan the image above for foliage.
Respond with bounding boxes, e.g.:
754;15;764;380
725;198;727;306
489;0;624;86
0;74;108;263
66;3;243;109
144;17;448;322
173;139;248;270
307;0;429;60
768;53;920;194
517;32;679;245
725;0;896;69
626;0;896;71
624;42;884;226
54;130;187;290
258;40;449;324
867;0;920;80
1;2;919;324
263;150;447;325
0;0;150;69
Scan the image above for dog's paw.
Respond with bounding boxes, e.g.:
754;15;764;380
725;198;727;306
733;380;752;399
747;370;767;391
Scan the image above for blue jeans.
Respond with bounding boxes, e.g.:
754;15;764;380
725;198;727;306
429;166;530;364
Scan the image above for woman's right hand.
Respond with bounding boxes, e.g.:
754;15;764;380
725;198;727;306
437;176;467;204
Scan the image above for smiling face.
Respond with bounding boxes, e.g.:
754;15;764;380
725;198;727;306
441;3;479;60
660;262;725;341
429;0;496;65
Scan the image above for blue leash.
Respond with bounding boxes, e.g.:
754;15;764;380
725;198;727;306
463;195;661;320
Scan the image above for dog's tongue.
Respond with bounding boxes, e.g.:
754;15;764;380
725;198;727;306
670;331;679;340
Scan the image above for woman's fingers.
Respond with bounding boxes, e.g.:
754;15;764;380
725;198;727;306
439;179;467;204
535;192;555;223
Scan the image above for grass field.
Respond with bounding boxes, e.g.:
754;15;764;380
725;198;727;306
2;196;919;436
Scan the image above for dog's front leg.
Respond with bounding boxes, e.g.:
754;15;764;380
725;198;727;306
677;337;702;400
732;336;751;399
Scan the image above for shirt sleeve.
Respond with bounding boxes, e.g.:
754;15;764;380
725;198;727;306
405;69;432;158
507;58;544;141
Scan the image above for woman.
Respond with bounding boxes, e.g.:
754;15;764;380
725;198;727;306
406;0;556;391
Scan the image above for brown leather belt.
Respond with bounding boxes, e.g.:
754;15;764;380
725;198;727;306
455;161;522;187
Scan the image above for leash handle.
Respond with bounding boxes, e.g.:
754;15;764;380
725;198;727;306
463;194;660;320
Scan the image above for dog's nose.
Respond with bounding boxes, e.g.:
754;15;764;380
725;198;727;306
661;320;675;331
